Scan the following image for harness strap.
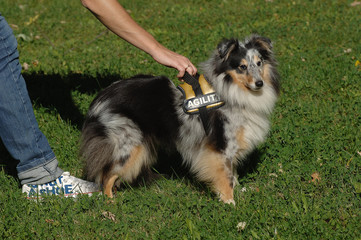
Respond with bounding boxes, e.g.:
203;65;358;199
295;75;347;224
182;72;201;95
182;72;211;135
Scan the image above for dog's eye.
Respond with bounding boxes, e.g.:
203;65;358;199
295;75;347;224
256;61;262;66
239;65;247;71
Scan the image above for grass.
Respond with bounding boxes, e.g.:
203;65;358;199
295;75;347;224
1;0;361;239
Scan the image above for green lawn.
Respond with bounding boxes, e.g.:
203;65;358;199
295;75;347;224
1;0;361;239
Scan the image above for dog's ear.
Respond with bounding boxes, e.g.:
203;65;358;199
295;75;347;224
256;36;273;51
217;39;239;61
248;35;273;52
245;35;274;61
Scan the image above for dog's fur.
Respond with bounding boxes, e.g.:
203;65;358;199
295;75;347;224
80;35;280;204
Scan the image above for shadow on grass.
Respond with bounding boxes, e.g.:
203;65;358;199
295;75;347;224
23;72;121;129
237;149;264;179
0;142;19;180
154;149;264;180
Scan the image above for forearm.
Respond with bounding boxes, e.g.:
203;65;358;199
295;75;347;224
81;0;162;56
81;0;197;77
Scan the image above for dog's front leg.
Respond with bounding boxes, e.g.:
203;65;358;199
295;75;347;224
193;146;235;205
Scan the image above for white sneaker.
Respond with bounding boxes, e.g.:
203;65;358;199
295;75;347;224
22;172;101;199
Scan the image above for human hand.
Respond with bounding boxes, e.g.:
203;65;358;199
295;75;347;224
150;45;197;78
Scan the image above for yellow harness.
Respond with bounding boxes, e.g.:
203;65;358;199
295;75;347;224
177;73;224;134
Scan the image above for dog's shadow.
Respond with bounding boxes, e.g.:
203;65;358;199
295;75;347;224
155;148;264;179
23;72;121;129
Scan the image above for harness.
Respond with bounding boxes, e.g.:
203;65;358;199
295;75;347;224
177;72;224;135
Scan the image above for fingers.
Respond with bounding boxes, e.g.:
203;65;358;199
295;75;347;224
148;45;197;78
177;61;197;78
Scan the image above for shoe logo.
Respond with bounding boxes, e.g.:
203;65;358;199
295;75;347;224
26;175;74;198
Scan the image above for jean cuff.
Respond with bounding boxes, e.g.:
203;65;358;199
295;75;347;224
18;157;64;185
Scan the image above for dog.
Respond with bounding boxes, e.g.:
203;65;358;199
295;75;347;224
80;35;280;205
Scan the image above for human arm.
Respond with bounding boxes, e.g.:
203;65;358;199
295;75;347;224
81;0;197;77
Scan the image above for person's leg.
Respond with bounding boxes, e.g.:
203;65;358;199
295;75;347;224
0;15;101;198
0;14;63;185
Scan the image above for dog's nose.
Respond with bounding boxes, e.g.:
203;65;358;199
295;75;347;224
255;80;263;88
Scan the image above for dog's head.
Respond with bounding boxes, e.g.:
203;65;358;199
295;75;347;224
213;35;280;94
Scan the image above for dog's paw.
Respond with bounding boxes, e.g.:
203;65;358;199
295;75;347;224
223;198;236;206
218;193;236;206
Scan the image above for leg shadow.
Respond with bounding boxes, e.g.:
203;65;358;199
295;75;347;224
0;141;19;178
236;148;264;180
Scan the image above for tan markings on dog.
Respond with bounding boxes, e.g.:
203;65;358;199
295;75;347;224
255;38;271;51
104;174;118;198
262;64;272;84
253;55;261;63
239;59;254;86
236;127;248;152
224;43;236;61
227;70;248;91
119;145;148;182
103;145;148;198
225;157;232;171
241;59;248;67
194;144;234;203
246;73;253;85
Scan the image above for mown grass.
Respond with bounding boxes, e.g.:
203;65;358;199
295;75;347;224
1;0;361;239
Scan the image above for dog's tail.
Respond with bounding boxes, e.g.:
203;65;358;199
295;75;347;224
80;120;114;183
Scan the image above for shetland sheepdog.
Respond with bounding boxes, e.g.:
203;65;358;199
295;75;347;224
80;35;280;205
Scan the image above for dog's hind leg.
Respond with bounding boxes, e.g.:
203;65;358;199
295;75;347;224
103;174;118;198
103;144;153;198
191;145;235;205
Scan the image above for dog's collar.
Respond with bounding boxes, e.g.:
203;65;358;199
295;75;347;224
177;72;224;135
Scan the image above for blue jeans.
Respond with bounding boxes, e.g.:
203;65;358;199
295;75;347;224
0;14;63;185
